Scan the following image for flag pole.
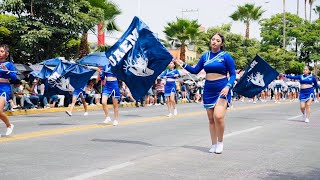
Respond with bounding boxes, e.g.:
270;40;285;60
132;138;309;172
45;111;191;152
178;64;198;85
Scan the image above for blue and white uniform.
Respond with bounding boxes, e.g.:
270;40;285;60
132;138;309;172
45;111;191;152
0;61;17;101
271;80;287;93
73;84;87;98
183;50;236;109
100;65;120;100
285;74;318;102
160;69;181;97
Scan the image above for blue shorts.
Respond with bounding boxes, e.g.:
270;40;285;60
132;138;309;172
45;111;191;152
203;78;231;109
73;89;86;98
102;80;120;100
0;82;12;102
164;81;176;97
299;87;315;102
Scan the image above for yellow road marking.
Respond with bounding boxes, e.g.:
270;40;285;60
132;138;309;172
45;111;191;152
0;102;292;143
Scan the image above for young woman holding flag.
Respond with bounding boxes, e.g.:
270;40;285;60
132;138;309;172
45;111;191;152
175;33;236;154
0;44;16;136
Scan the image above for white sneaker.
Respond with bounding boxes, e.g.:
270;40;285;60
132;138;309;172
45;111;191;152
103;117;112;124
173;109;177;116
215;142;223;154
65;111;72;117
84;112;88;116
113;120;118;126
5;124;14;136
167;113;172;117
209;144;216;153
305;118;309;123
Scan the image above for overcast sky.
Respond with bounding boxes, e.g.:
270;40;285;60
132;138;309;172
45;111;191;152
89;0;319;45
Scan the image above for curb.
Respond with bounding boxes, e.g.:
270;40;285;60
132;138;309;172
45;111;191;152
6;99;191;116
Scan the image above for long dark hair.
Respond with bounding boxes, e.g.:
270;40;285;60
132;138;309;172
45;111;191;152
210;33;225;50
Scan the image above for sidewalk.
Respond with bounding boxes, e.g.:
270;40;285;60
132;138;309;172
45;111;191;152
5;99;191;116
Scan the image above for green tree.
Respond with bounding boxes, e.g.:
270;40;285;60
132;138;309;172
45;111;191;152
259;46;298;72
164;18;201;62
79;0;121;58
230;3;265;39
285;61;305;74
0;0;108;63
299;19;320;65
197;24;260;69
260;13;304;50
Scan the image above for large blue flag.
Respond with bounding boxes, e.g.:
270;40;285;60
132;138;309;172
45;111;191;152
30;65;53;80
233;55;279;98
105;16;173;100
45;61;95;97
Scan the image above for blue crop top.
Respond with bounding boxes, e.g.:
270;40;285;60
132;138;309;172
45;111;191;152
0;61;17;81
183;50;236;88
285;74;318;88
100;64;117;80
160;69;181;79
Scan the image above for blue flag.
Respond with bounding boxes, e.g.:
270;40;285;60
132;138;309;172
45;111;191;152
45;61;95;97
105;16;173;100
30;65;53;80
233;55;279;98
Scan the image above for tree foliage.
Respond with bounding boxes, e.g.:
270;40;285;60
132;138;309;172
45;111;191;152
164;18;201;61
230;3;265;38
0;0;119;63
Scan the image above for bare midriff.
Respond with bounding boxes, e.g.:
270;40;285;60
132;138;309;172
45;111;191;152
0;78;9;83
206;73;226;81
105;77;117;81
166;78;176;82
300;84;313;89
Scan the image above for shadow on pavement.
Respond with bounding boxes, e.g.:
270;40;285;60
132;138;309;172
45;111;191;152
181;145;208;153
38;123;78;126
262;167;320;180
91;139;153;146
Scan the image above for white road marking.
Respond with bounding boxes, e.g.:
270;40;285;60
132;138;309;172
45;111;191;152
67;126;262;179
66;161;134;180
224;126;263;138
287;114;302;120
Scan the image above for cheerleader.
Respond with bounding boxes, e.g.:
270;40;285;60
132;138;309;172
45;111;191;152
160;61;181;117
0;44;16;136
284;66;318;123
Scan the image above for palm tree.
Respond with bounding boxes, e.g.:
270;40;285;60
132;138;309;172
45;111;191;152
283;0;286;49
230;3;265;39
309;0;315;21
79;0;121;58
304;0;307;20
297;0;299;16
163;18;201;62
314;5;320;19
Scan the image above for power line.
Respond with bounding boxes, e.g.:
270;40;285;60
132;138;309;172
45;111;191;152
181;9;199;20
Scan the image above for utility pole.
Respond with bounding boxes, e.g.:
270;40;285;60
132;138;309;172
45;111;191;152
283;0;286;50
181;9;199;20
297;0;299;16
138;0;141;17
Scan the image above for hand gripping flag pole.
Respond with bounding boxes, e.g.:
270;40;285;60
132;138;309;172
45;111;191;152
178;64;198;85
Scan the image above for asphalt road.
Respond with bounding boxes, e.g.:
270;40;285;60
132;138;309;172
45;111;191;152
1;100;320;180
